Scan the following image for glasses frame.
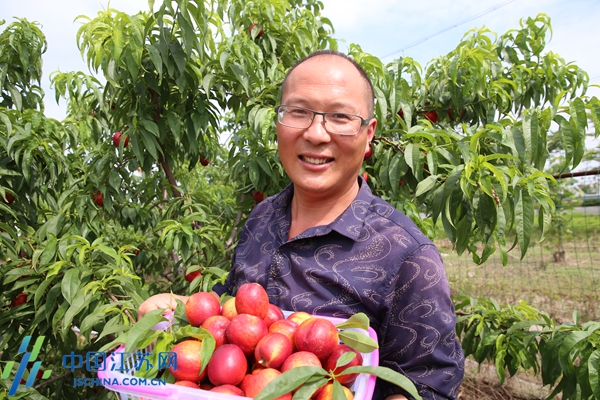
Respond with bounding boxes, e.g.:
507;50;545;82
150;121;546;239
275;105;370;136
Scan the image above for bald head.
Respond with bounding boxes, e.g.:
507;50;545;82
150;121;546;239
280;50;375;118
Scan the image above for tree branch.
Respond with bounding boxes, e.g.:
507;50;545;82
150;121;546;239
225;193;247;249
374;136;405;154
158;152;182;198
106;290;136;325
34;370;72;390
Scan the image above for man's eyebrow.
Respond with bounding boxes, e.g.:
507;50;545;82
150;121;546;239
283;99;359;112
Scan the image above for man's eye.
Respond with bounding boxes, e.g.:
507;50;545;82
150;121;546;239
329;113;352;121
289;108;309;116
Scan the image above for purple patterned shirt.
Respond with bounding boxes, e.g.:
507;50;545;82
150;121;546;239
214;177;464;399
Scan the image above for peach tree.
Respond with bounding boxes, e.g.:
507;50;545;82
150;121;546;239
1;1;599;399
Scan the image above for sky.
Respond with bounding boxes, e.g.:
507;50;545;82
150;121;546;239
2;0;600;121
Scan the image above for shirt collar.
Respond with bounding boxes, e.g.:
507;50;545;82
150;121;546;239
273;175;375;242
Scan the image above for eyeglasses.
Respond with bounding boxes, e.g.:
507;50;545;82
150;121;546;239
275;105;369;136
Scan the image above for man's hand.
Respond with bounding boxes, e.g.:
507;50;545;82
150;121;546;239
137;293;190;320
386;395;408;400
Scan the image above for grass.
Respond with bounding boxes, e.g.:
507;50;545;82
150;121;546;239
437;208;600;399
572;210;600;231
437;209;600;322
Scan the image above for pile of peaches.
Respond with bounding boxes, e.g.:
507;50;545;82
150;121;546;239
166;283;372;399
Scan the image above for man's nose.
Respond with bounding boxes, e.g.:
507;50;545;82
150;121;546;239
303;114;331;144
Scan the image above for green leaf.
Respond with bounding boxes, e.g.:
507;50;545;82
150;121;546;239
168;41;186;74
255;156;272;177
98;316;130;345
198;334;216;376
569;97;587;161
589;99;600;136
338;330;378;353
34;278;54;309
473;190;496;243
254;366;327;400
202;73;215;96
61;289;93;335
219;51;229;71
335;313;370;331
430;185;445;226
0;111;12;135
135;332;174;379
415;174;439;197
557;330;592;375
291;376;329;400
45;283;61;322
249;160;260;188
387;152;403;192
522;111;538;166
139;127;159;160
377;150;391;188
141;119;160;137
481;162;508;202
231;64;250;94
540;333;566;385
443;165;464;199
588;350;600;399
124;309;167;353
167;109;181;143
43;213;66;238
509;126;526;166
172;324;215;344
332;380;348;400
146;44;163;81
344;366;422;400
79;310;105;337
335;351;358;368
405;142;421;179
454;201;472;256
8;84;23;111
515;187;534;259
494;334;507;385
554;114;574;167
174;324;215;373
61;268;81;305
112;23;123;61
374;85;387;122
52;302;69;333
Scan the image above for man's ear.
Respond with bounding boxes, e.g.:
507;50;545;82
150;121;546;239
366;118;377;143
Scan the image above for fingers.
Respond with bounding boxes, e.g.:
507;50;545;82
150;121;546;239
138;293;190;320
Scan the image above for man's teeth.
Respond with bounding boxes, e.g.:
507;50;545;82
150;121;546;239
302;156;330;165
302;156;332;165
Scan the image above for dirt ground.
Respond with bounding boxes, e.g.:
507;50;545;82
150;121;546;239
457;359;550;400
458;378;516;400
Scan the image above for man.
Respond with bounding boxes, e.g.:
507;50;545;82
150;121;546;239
139;50;464;399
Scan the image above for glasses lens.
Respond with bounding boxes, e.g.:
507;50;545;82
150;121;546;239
277;106;363;135
278;106;312;129
325;113;361;135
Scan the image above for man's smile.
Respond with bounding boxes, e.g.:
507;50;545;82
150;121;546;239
299;155;334;165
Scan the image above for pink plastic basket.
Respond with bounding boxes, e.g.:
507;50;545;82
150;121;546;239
98;314;379;400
